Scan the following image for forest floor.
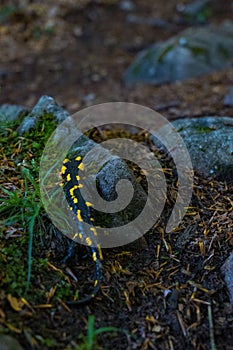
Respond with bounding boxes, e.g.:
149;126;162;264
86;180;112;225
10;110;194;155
0;1;233;349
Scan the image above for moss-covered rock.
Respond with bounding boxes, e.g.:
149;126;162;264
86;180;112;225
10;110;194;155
17;95;69;135
170;116;233;182
124;21;233;84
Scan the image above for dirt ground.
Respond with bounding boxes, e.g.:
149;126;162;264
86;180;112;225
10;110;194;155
0;0;233;349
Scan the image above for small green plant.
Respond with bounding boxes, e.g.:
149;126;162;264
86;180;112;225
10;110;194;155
194;125;214;133
39;337;58;348
32;26;55;39
75;315;128;350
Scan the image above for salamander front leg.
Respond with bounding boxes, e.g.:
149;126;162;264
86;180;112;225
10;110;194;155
61;241;76;264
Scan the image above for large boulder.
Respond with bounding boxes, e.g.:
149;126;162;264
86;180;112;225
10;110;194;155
124;21;233;85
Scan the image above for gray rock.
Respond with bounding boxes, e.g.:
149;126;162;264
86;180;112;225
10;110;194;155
221;252;233;305
119;0;135;12
17;95;69;134
0;335;24;350
124;21;233;85
0;104;28;123
170;116;233;181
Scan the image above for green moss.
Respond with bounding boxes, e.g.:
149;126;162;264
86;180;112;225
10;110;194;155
218;44;232;59
0;114;58;301
182;5;212;23
0;242;27;295
189;46;207;57
194;125;214;133
131;63;143;77
158;44;174;63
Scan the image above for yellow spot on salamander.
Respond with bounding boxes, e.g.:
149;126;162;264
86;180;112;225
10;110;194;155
90;217;95;222
85;201;92;207
73;233;79;240
92;252;97;262
63;158;70;163
59;182;64;187
61;165;67;174
70;187;75;197
75;156;82;161
94;279;99;287
77;184;83;188
85;237;92;246
76;175;80;181
66;173;71;181
97;244;103;260
78;162;85;171
77;209;83;222
79;233;83;239
73;197;78;204
90;227;98;236
70;185;79;197
69;206;73;211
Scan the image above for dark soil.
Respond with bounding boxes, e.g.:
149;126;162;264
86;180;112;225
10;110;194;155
0;1;233;349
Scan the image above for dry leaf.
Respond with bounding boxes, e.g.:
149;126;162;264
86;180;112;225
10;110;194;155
7;294;23;312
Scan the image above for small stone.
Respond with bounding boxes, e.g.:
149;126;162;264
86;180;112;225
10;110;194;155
152;325;162;333
73;26;83;37
221;252;233;305
119;0;135;12
0;104;28;123
0;68;8;79
82;93;96;102
224;87;233;106
0;335;24;350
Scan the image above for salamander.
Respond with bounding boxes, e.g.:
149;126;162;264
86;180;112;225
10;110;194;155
61;156;103;305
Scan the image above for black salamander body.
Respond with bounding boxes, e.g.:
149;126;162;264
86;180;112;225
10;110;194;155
61;156;103;305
